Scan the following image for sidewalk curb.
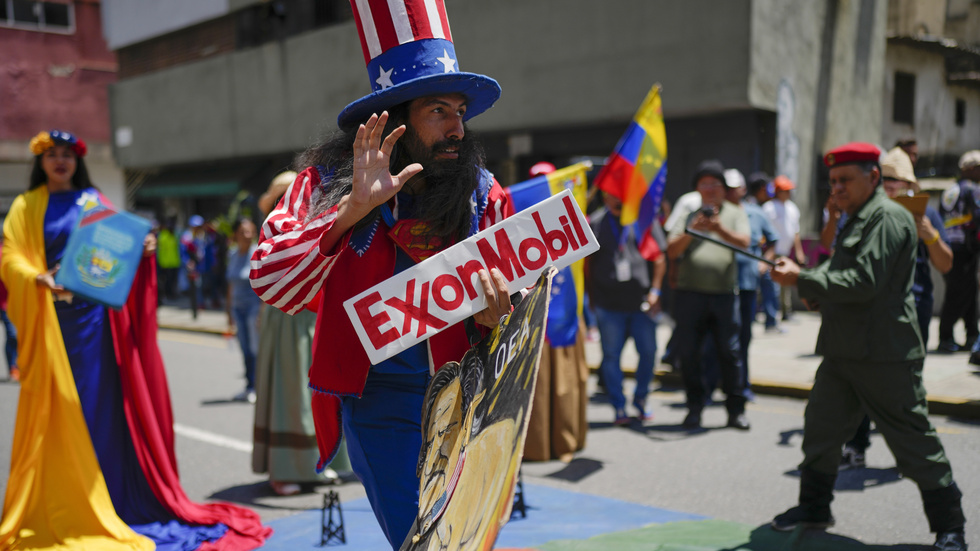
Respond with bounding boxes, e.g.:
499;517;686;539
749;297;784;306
590;366;980;420
157;323;230;336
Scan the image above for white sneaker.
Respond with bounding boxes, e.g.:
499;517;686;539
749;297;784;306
233;389;256;403
838;445;866;470
270;481;301;496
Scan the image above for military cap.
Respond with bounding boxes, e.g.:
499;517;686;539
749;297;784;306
824;142;881;168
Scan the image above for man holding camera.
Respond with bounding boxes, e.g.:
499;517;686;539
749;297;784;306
667;160;751;430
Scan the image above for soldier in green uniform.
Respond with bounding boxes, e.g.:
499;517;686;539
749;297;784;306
769;142;967;551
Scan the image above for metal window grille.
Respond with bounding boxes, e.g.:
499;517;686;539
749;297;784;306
0;0;74;34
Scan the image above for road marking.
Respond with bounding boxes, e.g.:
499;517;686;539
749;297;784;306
937;426;963;435
174;423;252;453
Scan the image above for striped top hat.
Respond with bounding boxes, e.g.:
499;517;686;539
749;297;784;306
337;0;501;129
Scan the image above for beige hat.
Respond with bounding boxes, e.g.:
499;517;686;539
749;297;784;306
259;170;297;215
958;150;980;171
881;147;916;185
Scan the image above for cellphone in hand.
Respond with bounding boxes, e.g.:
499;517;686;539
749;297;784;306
700;206;715;217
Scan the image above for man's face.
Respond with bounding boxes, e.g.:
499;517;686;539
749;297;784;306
602;191;623;217
882;178;911;199
829;164;878;215
404;93;468;165
775;189;791;202
725;185;745;204
965;166;980;182
696;176;725;207
902;144;919;166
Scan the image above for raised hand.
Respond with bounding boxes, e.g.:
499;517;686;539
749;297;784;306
348;111;424;218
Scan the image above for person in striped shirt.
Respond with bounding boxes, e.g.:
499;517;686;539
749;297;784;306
249;1;513;547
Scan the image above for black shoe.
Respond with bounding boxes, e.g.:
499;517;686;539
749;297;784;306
682;410;701;429
937;340;961;354
969;351;980;366
933;531;967;551
727;413;750;430
771;505;835;532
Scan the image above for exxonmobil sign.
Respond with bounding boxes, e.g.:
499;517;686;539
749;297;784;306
343;190;599;364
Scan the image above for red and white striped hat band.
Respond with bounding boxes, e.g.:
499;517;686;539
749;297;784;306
338;0;501;129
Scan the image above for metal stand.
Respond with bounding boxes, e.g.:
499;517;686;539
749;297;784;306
512;470;527;519
320;490;346;546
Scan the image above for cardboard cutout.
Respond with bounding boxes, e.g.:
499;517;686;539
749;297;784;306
401;267;556;551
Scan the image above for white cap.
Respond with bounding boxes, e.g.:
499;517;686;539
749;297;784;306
724;168;746;189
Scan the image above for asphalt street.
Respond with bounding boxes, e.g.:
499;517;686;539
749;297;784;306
0;328;978;549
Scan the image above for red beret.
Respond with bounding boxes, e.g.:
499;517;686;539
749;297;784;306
824;142;881;167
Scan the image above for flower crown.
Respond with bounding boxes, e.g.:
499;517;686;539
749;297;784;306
29;130;87;158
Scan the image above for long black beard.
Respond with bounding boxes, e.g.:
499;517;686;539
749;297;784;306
398;125;485;244
302;120;486;245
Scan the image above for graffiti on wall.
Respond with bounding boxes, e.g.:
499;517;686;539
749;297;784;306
777;79;800;185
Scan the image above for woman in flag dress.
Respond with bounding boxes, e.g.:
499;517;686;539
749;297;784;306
0;130;270;550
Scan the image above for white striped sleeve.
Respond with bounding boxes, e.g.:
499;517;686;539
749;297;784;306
249;167;339;313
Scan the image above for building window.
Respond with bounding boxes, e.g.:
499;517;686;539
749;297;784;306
0;0;74;33
893;72;915;125
956;99;966;127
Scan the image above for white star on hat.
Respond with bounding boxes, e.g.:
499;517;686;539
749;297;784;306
376;66;394;89
437;49;456;73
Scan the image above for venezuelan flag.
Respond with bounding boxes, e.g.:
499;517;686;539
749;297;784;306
505;162;590;347
594;84;667;239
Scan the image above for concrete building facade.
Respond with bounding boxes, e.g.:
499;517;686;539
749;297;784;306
0;0;125;210
883;0;980;179
104;0;896;236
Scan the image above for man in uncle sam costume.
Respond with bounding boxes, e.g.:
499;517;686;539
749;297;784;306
249;0;515;547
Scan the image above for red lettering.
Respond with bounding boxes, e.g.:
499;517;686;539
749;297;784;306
533;210;569;261
432;273;464;311
564;195;588;246
353;292;399;349
385;279;448;338
560;216;580;250
456;259;485;300
476;229;525;281
519;236;547;270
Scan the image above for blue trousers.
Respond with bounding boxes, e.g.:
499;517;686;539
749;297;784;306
594;306;658;413
1;309;17;373
915;294;932;349
343;371;429;549
232;302;259;390
759;272;780;328
737;290;756;387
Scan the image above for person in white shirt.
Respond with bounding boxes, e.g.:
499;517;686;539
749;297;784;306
762;175;805;323
664;190;702;234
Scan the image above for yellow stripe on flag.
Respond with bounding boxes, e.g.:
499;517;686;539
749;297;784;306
545;162;591;319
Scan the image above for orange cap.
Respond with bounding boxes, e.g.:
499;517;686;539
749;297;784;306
773;175;795;191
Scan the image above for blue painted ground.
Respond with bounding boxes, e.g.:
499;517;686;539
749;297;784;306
261;483;705;550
